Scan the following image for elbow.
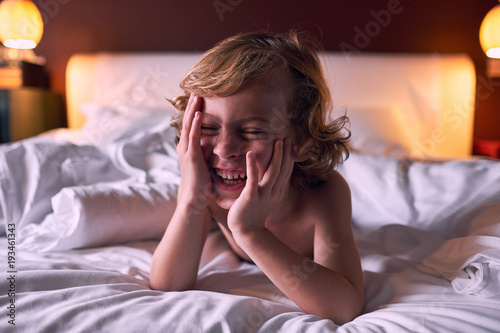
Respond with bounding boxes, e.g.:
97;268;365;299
150;277;196;292
324;298;364;325
149;267;196;292
312;302;363;325
149;274;169;291
149;277;169;292
307;288;364;325
150;255;197;292
334;296;364;325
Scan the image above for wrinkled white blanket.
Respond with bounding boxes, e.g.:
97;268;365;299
1;230;500;332
340;153;500;298
1;117;500;332
1;116;180;251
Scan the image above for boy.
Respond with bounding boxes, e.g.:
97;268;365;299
150;30;364;324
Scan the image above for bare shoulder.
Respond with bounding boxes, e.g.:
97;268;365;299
320;170;350;196
305;171;355;261
307;170;351;223
308;171;362;294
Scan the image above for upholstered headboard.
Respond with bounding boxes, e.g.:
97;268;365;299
65;52;475;159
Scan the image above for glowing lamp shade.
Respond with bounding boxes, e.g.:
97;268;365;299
480;3;500;59
0;0;43;49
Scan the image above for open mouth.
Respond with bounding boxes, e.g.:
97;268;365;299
214;168;247;186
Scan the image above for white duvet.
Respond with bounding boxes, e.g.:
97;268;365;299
1;116;500;332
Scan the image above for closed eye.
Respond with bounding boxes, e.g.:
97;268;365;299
244;130;265;135
201;125;219;135
242;129;270;139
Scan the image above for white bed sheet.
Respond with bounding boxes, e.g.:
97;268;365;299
1;229;500;332
1;117;500;332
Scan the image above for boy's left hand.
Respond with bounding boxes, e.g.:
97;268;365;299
227;138;295;235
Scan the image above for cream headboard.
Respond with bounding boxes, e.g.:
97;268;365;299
65;52;475;159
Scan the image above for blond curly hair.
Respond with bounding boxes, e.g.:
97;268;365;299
170;30;350;189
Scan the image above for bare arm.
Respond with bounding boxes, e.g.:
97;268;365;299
228;141;364;323
150;205;211;291
150;95;212;291
232;226;363;324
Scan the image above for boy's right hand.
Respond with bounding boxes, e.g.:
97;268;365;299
176;94;213;212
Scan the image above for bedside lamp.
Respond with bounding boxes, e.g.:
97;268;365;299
0;0;44;64
0;0;43;49
480;2;500;77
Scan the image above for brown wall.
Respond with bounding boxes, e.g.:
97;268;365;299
33;0;500;140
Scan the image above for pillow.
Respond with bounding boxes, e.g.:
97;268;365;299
1;114;180;240
469;202;500;237
17;180;178;252
0;138;128;235
334;105;417;158
95;115;180;183
338;153;414;233
80;103;173;145
339;154;500;238
409;158;500;237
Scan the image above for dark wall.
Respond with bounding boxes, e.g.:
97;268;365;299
33;0;500;140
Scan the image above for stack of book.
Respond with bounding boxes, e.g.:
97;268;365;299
0;61;49;89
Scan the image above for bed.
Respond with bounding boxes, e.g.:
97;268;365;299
1;51;500;332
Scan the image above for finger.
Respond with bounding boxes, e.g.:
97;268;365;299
188;111;203;152
191;93;203;114
260;139;283;186
244;151;259;195
183;94;196;132
180;94;198;148
274;138;294;190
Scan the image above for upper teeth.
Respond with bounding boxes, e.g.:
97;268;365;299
216;169;246;180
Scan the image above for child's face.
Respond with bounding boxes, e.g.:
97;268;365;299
200;83;294;210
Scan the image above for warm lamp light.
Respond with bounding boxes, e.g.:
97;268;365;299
0;0;43;50
480;2;500;59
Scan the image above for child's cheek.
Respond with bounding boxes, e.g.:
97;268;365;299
251;141;274;176
200;137;214;160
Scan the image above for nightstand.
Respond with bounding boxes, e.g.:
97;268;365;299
0;87;63;143
473;139;500;159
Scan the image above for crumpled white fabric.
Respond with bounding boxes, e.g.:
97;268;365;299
1;116;181;250
422;235;500;297
377;220;500;298
0;137;128;234
18;180;178;252
451;262;498;297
